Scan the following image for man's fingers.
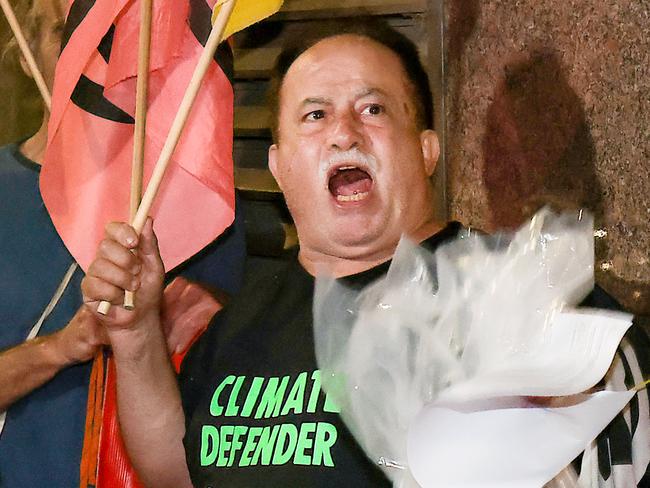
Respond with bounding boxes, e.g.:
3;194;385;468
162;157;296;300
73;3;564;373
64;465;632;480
104;219;161;276
98;238;141;272
87;258;140;292
105;221;139;249
82;219;165;324
82;275;128;305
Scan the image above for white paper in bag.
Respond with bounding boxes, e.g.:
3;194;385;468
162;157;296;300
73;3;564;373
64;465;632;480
407;391;635;488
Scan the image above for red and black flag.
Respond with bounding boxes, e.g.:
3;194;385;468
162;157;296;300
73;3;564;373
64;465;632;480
42;0;236;274
43;1;235;487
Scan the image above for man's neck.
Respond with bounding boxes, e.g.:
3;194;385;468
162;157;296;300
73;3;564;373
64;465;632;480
19;117;49;165
298;218;443;278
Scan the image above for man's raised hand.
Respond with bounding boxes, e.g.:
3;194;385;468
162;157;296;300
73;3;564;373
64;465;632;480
81;218;164;331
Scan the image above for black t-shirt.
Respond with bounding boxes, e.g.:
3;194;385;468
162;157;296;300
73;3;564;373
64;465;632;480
179;224;461;487
179;222;649;487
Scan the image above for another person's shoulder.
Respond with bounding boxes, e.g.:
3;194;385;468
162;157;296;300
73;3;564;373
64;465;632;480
0;142;40;181
0;143;23;171
0;142;18;158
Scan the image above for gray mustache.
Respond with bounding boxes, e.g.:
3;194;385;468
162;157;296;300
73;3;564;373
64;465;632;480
319;149;378;179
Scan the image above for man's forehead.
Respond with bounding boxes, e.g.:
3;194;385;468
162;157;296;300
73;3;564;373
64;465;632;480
291;34;399;72
281;36;409;102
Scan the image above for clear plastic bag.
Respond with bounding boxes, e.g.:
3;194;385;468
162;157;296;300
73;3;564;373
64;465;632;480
313;209;632;488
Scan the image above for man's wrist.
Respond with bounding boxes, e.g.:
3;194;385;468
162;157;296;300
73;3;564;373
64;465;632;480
40;333;77;369
107;312;165;363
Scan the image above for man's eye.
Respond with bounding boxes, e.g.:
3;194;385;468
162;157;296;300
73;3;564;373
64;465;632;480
361;104;385;116
304;110;325;121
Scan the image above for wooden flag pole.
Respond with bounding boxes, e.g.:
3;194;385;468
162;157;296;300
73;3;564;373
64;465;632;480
0;0;51;110
132;0;236;233
122;0;154;311
97;0;237;315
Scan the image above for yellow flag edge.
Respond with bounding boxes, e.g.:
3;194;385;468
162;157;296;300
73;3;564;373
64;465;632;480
212;0;284;40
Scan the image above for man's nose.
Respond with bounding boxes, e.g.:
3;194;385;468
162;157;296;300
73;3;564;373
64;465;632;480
327;111;363;151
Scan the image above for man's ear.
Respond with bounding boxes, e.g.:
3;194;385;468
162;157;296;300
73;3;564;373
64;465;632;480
268;144;282;189
420;129;440;177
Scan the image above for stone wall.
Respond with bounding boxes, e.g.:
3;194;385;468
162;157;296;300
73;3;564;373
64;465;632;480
445;0;649;314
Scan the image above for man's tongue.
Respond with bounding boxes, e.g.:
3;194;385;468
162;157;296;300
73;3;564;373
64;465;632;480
328;168;373;197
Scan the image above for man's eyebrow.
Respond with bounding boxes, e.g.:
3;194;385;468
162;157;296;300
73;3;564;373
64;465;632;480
300;97;332;107
355;87;389;99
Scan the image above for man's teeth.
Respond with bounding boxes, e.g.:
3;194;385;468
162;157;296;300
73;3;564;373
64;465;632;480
336;191;369;202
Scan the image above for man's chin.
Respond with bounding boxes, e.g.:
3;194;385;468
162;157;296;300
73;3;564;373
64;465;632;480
319;224;394;257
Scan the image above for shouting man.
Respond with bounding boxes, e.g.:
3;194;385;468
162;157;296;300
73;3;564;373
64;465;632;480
81;19;649;488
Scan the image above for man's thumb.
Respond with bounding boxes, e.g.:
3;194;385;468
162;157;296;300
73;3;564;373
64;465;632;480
139;218;163;267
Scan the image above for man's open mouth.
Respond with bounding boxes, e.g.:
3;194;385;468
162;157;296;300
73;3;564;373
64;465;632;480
327;165;374;203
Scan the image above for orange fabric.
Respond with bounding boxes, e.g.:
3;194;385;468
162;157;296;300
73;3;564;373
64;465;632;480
42;0;234;273
80;350;105;488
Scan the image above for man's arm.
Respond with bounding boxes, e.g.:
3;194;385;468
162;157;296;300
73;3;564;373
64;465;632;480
82;219;193;488
0;307;104;411
0;277;218;414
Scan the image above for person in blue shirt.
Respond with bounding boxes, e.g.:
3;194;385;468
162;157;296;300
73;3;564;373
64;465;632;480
0;1;245;486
